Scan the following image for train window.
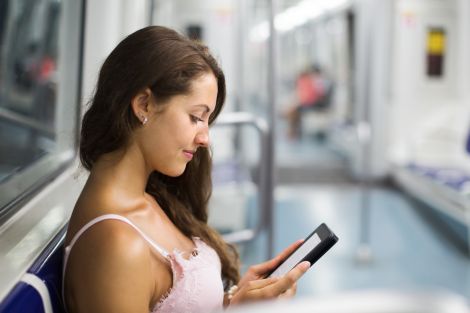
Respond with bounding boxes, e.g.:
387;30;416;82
0;0;83;221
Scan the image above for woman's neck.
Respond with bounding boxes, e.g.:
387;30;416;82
89;143;151;197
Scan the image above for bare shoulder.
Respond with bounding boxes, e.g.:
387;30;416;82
73;217;151;260
65;219;154;313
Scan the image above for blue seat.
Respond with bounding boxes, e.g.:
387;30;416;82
0;282;46;313
0;226;67;313
407;162;470;192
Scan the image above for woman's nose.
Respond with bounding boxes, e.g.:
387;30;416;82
195;128;209;147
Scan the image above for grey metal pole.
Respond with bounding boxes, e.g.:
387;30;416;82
355;6;373;263
148;0;155;25
233;0;246;159
356;122;373;263
266;0;277;259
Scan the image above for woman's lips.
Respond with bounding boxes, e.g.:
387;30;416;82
183;150;194;160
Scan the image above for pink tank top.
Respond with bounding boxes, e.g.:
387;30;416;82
62;214;224;313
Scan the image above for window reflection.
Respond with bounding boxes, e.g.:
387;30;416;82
0;0;60;183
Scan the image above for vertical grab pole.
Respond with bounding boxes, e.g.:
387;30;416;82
266;0;277;259
355;7;374;262
356;122;373;263
148;0;155;25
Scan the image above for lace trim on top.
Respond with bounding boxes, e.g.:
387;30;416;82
152;240;201;309
151;237;223;313
152;237;202;311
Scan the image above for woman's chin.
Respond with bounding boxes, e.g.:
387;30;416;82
163;166;187;177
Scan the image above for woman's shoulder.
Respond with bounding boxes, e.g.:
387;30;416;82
64;211;157;312
68;212;152;262
66;186;153;253
66;184;167;262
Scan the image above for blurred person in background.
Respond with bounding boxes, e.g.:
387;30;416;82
284;64;331;140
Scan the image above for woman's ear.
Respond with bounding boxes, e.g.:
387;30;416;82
131;88;153;124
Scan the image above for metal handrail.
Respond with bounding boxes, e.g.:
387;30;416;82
213;112;272;252
0;107;54;136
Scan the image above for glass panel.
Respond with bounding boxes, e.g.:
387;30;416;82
0;0;82;218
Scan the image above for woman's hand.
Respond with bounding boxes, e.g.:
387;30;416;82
228;240;310;306
238;239;304;287
228;261;310;306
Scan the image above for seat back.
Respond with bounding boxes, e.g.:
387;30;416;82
0;282;46;313
0;226;67;313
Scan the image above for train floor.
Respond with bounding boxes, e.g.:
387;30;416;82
238;183;470;299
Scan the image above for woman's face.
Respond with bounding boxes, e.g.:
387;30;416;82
139;72;218;177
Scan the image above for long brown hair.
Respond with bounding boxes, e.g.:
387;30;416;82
80;26;239;288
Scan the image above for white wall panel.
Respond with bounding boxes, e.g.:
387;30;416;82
82;0;149;107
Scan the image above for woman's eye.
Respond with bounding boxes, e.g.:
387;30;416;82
190;115;204;123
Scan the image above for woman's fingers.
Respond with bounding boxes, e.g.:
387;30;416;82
236;240;309;300
230;262;309;307
245;277;279;290
275;240;305;263
286;261;310;283
279;283;297;299
230;277;279;305
265;261;310;295
249;239;305;276
250;261;309;301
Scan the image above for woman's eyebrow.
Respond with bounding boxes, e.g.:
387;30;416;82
194;104;211;113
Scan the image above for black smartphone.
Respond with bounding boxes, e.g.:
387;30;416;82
267;223;338;278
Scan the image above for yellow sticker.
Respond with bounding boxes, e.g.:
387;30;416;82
427;30;445;54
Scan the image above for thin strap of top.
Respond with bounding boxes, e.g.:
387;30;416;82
64;214;170;258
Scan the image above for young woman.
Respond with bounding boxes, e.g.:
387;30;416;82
62;26;310;313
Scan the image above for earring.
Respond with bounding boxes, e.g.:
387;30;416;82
141;115;148;125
